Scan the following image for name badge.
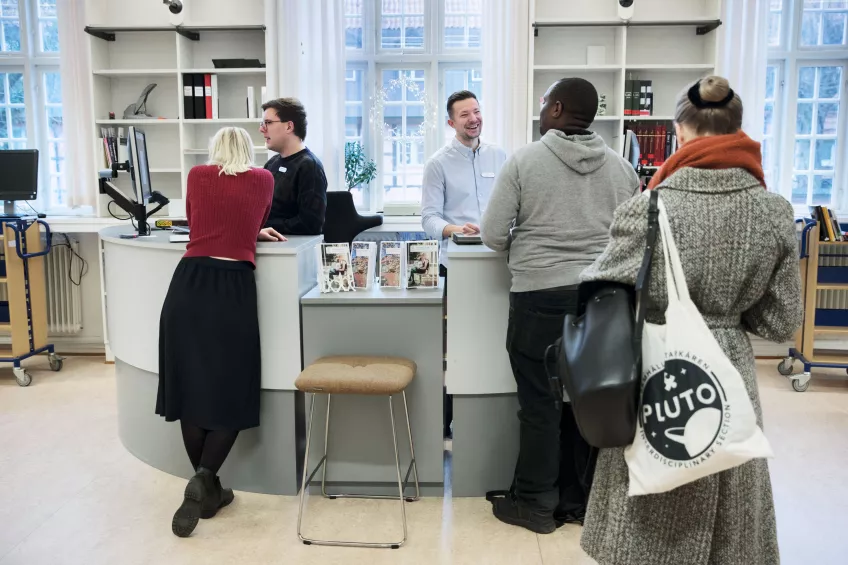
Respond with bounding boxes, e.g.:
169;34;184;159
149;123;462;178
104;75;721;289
279;166;287;173
481;172;495;178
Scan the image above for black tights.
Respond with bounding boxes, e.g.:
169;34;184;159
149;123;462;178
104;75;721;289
180;421;239;475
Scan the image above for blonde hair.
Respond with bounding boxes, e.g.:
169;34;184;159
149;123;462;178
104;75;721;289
674;76;743;136
207;127;255;176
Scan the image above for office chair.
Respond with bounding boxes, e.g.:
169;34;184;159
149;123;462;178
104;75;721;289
323;190;383;247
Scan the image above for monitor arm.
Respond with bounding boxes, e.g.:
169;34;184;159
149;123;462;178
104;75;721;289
98;162;170;236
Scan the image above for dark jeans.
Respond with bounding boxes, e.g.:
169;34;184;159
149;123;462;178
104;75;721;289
506;287;596;514
441;264;452;437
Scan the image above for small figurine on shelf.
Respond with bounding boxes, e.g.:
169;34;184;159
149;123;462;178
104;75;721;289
123;83;157;119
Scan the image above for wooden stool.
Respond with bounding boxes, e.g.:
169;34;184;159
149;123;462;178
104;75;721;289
295;356;421;549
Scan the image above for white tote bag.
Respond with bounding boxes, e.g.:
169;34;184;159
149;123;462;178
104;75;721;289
624;196;773;496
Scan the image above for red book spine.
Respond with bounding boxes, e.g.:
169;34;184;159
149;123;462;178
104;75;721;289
204;74;213;120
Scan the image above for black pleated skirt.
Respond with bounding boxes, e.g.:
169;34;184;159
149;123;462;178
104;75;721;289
156;257;260;431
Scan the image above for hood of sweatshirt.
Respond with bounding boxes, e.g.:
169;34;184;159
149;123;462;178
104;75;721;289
540;129;607;175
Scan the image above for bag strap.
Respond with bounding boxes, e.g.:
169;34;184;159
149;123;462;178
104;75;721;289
633;190;660;346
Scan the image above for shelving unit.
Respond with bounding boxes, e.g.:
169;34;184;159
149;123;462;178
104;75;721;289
85;21;271;218
527;1;723;153
779;222;848;392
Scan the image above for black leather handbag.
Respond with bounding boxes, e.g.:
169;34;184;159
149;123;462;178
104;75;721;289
544;190;660;448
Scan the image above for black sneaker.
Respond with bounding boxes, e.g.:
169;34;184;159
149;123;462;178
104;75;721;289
492;495;556;534
554;507;586;528
172;467;214;537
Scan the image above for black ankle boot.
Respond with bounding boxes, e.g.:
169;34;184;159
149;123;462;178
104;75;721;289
200;475;235;519
172;467;215;537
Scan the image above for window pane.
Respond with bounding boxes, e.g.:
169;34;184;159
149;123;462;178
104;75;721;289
45;72;62;104
764;102;775;135
444;0;482;50
815;139;836;169
799;67;816;98
380;68;429;203
2;20;21;52
11;107;25;138
40;19;59;52
47;107;62;138
404;16;424;48
0;111;7;138
39;0;57;17
795;139;812;170
797;103;814;134
765;66;776;99
382;70;402;101
819;66;842;98
8;72;23;103
802;11;822;45
813;175;833;205
769;12;782;47
817;102;839;134
345;0;363;49
0;74;5;104
1;0;19;17
382;0;401;14
792;175;809;204
346;68;364;102
823;12;847;45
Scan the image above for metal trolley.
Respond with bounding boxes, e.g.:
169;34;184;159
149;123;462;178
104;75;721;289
778;220;848;392
0;217;63;387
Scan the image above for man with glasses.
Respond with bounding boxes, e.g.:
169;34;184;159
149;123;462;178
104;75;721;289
258;98;328;238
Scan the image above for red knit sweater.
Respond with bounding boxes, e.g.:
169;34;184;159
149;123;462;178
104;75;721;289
183;165;274;266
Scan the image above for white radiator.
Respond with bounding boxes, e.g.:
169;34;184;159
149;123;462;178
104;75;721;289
0;238;83;334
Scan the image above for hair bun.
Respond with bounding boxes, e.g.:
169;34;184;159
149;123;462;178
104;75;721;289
699;76;731;104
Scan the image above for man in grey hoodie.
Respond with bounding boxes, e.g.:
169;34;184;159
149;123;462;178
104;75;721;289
481;78;639;534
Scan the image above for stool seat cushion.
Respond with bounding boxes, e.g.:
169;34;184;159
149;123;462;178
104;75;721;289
295;356;416;395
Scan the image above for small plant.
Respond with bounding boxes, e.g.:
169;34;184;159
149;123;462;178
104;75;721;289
345;141;377;191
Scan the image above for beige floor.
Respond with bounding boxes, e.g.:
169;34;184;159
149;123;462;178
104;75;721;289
0;357;846;565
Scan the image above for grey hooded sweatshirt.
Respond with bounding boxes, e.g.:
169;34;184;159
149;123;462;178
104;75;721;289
481;129;639;292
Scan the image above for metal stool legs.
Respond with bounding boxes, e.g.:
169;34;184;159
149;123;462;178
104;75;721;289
296;392;420;549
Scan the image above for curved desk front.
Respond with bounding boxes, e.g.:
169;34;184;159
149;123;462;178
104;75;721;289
101;227;322;494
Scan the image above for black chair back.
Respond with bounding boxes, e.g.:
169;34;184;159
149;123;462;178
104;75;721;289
323;191;383;247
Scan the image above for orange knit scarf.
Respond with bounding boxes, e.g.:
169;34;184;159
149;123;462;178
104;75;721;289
648;130;766;190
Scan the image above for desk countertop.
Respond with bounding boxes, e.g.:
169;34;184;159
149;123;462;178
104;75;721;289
446;241;507;259
301;282;444;305
99;226;323;256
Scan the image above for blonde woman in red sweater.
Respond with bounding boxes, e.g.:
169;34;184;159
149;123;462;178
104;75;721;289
156;127;285;538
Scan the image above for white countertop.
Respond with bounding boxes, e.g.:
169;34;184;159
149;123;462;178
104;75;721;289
100;226;323;255
447;241;507;258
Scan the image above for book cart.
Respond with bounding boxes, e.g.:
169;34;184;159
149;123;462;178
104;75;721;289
0;218;63;387
778;221;848;392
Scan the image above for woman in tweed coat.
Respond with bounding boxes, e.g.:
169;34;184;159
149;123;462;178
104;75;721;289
578;76;802;565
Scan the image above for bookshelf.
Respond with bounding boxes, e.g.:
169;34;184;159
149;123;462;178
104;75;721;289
85;13;270;219
527;0;724;156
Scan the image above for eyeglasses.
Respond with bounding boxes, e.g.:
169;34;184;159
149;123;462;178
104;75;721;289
259;119;283;128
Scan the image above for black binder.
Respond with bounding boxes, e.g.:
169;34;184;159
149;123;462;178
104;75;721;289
182;74;195;119
193;73;206;120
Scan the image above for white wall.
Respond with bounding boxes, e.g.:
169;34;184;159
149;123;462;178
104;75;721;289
84;0;265;27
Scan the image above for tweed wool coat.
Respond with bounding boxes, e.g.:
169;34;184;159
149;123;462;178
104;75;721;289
578;167;803;565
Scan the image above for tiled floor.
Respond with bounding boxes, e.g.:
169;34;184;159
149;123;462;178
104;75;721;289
0;357;846;564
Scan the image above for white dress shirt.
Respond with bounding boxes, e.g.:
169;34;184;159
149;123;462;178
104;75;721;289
421;137;507;267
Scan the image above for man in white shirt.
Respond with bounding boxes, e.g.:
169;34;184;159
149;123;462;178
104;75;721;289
421;90;506;438
421;90;507;272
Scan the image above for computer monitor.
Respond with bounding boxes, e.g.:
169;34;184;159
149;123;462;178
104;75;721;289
0;149;38;215
132;127;153;205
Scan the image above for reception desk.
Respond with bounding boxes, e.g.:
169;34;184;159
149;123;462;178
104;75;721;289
101;227;321;495
445;242;519;497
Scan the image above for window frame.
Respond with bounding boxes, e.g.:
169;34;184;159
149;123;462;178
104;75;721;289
769;0;848;216
0;0;63;213
346;0;482;214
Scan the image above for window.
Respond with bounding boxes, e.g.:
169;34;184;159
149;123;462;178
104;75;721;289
766;0;848;214
345;0;482;213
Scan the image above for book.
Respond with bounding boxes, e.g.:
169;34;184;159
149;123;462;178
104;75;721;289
379;241;404;289
211;74;219;119
317;243;355;293
405;240;439;289
642;80;653;116
625;79;634;116
247;86;256;119
351;241;377;289
639;81;648;116
204;74;213;119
